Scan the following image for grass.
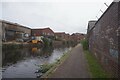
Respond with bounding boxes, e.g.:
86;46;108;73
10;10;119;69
84;50;109;78
81;39;110;78
40;63;54;73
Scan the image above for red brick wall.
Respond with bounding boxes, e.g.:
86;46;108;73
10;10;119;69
32;28;54;36
31;29;42;36
42;28;54;36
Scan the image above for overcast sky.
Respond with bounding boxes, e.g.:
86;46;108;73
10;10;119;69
1;0;113;34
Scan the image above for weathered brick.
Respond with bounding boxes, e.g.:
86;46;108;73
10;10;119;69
87;2;120;77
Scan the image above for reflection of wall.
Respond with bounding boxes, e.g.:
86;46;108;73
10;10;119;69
2;49;22;66
2;47;32;66
88;2;119;77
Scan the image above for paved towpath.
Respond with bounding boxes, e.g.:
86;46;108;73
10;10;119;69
49;44;91;78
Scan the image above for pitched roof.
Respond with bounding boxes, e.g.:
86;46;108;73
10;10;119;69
1;20;31;29
32;27;54;33
54;32;65;34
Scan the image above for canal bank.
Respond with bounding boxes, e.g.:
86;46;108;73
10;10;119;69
2;42;43;50
2;40;77;50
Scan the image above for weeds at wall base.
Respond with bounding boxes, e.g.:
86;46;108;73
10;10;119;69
81;39;110;78
84;50;110;78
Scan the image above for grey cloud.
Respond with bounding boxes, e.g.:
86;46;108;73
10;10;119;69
2;1;112;34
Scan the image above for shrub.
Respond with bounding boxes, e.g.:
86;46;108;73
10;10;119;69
81;39;89;50
42;37;53;47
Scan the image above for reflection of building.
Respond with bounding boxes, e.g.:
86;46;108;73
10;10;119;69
1;20;31;41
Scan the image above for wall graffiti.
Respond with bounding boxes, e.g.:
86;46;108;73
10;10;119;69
87;2;119;77
109;49;118;59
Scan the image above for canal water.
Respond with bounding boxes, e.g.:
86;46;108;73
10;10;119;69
2;45;74;78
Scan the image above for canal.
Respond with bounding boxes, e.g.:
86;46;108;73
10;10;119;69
2;45;75;78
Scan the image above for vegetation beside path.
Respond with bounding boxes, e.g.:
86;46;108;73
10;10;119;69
81;39;110;78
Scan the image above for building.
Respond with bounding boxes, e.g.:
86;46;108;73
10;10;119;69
54;32;66;40
87;1;120;77
55;32;85;42
64;33;71;41
87;20;96;40
71;33;85;42
31;27;54;39
31;27;54;37
87;20;96;33
1;20;31;41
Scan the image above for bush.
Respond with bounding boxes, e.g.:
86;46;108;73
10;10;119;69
81;39;89;50
42;37;53;47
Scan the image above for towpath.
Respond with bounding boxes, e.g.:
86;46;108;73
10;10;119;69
49;44;91;78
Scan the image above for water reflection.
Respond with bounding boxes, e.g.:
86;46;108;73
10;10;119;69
2;49;23;66
32;48;38;53
2;44;74;78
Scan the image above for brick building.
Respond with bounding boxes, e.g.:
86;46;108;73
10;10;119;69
32;28;54;36
87;1;120;77
1;20;31;41
71;33;85;42
54;32;66;40
64;33;71;41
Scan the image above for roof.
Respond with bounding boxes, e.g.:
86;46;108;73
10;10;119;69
54;32;66;36
1;20;31;29
71;33;84;35
32;27;54;33
55;32;65;34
